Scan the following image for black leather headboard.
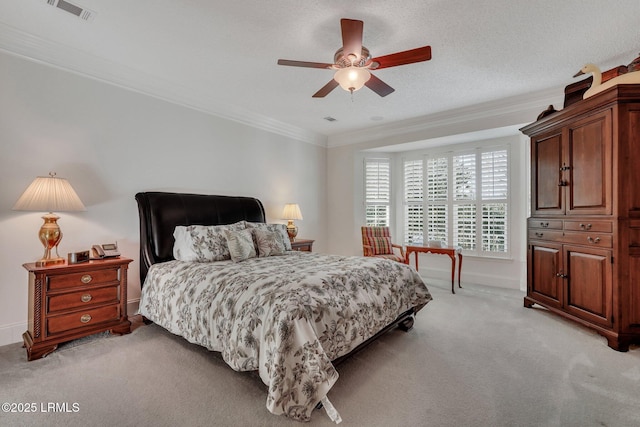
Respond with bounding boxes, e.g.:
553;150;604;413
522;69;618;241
135;191;266;284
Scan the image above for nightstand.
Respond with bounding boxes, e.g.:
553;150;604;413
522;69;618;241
22;257;132;361
290;239;314;252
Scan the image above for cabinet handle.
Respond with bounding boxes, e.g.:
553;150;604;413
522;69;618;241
80;314;92;323
587;236;601;244
540;222;549;228
81;294;92;303
580;223;592;230
81;274;93;284
556;273;568;279
535;232;544;238
558;180;568;186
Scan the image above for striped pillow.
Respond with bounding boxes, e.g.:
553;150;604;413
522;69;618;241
366;236;393;255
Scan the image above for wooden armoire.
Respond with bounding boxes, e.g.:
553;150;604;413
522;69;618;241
522;84;640;351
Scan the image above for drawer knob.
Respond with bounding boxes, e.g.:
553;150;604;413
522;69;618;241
81;274;93;284
535;232;544;238
587;236;601;244
540;222;549;228
81;294;92;303
80;314;92;323
580;223;592;230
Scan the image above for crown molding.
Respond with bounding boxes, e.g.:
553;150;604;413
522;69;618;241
0;21;327;147
327;87;565;148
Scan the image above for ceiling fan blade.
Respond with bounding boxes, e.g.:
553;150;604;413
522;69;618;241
370;46;432;70
341;18;364;61
277;59;334;69
312;79;339;98
365;74;395;97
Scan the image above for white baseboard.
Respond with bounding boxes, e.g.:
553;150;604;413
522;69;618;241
0;321;27;346
0;299;141;348
127;299;140;316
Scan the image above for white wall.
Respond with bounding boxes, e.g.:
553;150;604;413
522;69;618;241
0;51;327;345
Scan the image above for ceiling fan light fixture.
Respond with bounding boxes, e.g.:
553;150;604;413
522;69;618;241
334;66;371;93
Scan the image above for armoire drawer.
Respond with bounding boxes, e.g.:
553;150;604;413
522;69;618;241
562;232;613;248
528;230;564;241
528;219;563;230
563;220;612;233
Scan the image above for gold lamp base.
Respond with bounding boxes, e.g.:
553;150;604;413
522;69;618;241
35;213;65;267
286;220;298;241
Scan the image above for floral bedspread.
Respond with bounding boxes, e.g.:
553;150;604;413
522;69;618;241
138;252;432;422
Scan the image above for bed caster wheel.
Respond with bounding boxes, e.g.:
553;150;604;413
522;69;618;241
398;316;414;331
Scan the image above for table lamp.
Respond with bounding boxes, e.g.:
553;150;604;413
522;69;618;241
282;203;303;240
13;172;86;266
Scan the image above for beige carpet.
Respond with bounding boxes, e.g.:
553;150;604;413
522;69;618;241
1;280;639;427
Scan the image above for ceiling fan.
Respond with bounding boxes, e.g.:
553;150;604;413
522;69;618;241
277;18;432;98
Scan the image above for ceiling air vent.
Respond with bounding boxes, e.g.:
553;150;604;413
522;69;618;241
42;0;96;22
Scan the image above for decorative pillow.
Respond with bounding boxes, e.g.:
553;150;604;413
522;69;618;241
224;229;256;262
366;236;393;255
173;222;246;262
254;229;286;257
244;222;292;251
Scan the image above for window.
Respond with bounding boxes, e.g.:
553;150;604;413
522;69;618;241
364;158;391;226
402;146;510;257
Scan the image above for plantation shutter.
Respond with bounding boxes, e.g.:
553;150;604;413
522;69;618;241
403;159;424;244
427;157;448;242
481;150;508;252
427;157;448;202
365;158;391;226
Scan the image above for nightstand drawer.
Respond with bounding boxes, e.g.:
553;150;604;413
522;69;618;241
47;286;119;313
48;268;119;291
47;305;120;335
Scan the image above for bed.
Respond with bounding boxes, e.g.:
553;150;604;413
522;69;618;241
135;191;432;422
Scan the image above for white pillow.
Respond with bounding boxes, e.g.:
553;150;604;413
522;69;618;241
244;222;292;251
173;222;246;262
224;228;257;262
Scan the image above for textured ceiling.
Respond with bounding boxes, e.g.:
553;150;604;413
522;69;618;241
1;0;640;145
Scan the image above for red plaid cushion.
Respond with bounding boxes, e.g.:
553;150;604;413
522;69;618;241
366;236;393;255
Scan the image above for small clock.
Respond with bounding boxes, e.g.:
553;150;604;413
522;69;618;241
67;250;90;264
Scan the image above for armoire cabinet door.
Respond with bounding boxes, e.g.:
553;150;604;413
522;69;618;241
565;110;612;215
532;131;564;216
528;242;563;309
563;245;613;327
